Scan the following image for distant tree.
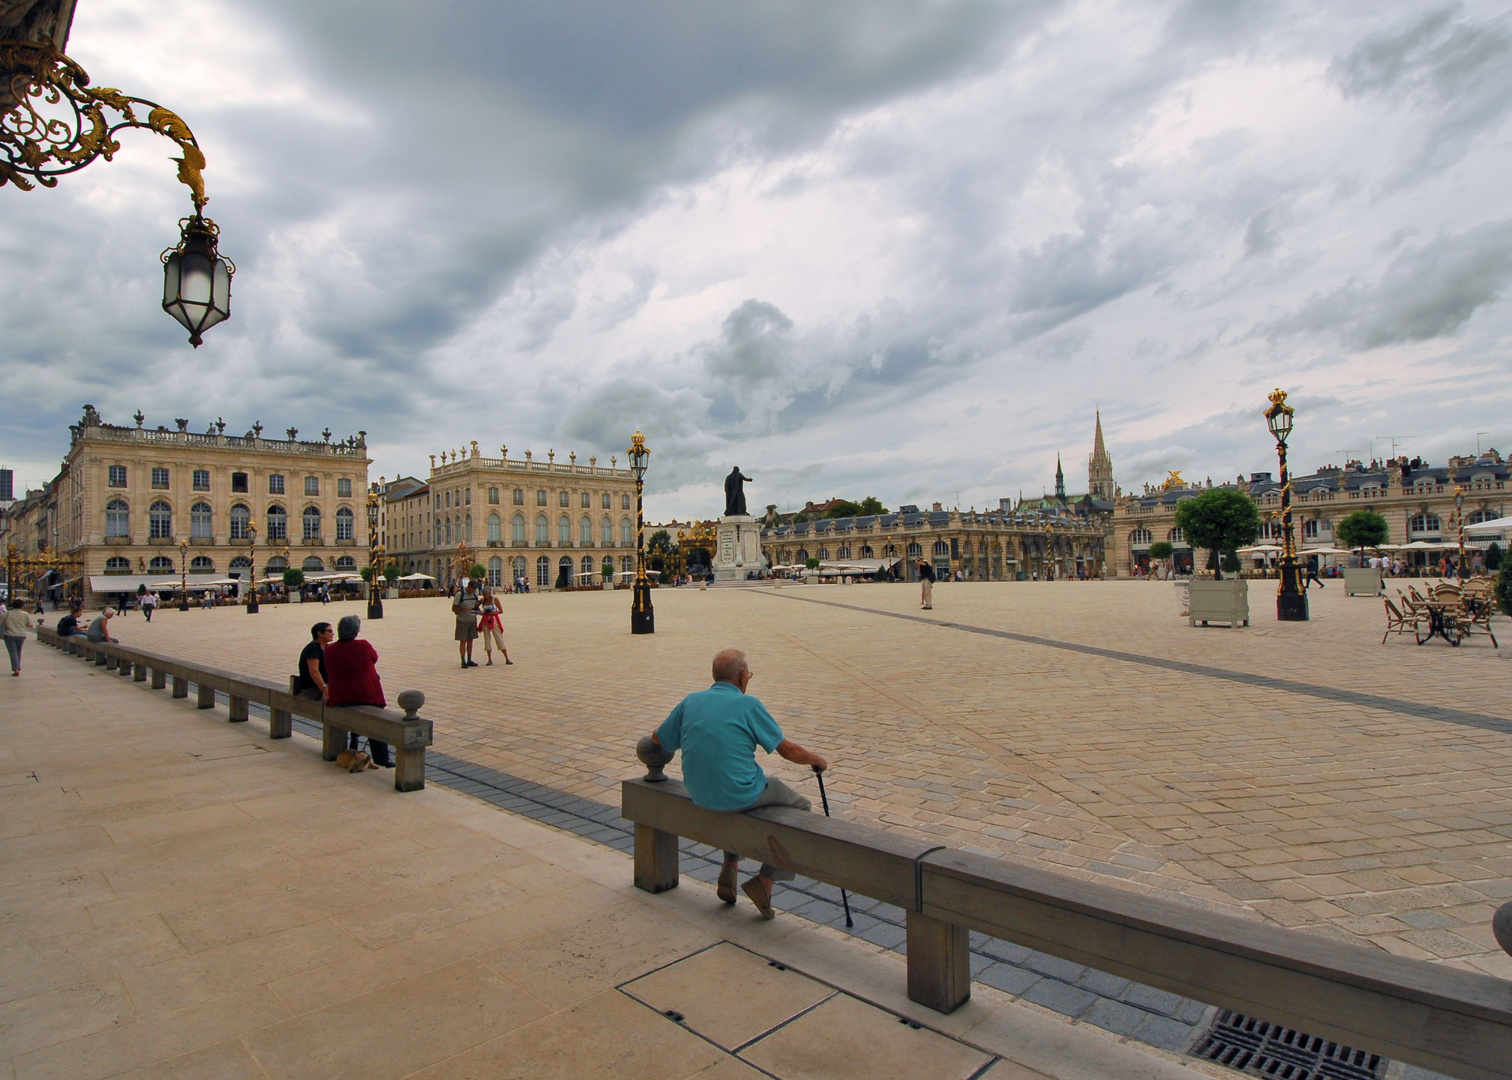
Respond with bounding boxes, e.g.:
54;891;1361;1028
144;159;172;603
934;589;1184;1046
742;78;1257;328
859;496;888;516
1498;560;1512;617
647;529;676;555
282;568;304;589
1174;490;1260;580
1486;542;1502;571
1336;509;1389;562
1147;540;1174;579
791;512;811;524
383;564;401;582
825;499;864;518
805;557;820;570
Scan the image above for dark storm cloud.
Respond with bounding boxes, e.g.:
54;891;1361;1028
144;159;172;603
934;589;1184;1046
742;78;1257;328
1273;221;1512;347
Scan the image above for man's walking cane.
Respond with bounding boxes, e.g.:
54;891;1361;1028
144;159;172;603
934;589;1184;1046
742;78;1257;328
813;766;854;928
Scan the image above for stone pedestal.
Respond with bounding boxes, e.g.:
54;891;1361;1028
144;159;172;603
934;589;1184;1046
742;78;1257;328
712;515;761;582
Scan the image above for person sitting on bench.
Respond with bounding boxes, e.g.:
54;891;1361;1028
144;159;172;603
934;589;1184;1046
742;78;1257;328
645;648;828;920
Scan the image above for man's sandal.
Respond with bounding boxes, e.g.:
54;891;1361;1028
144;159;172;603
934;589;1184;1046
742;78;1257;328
742;877;775;920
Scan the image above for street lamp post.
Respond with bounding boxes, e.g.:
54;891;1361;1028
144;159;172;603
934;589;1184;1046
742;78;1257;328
178;538;189;611
1455;485;1467;581
1264;389;1309;621
367;484;384;620
246;522;259;614
628;431;654;635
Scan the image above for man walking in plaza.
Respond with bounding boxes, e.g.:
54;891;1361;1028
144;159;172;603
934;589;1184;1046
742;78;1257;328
646;649;828;919
917;557;935;609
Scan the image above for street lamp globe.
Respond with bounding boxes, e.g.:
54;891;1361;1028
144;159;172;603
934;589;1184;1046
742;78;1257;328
1264;388;1294;444
161;216;234;348
628;431;649;480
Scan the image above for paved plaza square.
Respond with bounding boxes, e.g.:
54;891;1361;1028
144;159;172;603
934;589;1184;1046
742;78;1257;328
94;579;1512;980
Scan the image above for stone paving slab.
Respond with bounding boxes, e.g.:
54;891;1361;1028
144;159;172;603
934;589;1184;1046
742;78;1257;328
0;640;1222;1080
77;581;1512;978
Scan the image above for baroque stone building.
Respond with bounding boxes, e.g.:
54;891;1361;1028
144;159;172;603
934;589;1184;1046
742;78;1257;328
1112;449;1510;577
28;406;370;604
382;442;639;589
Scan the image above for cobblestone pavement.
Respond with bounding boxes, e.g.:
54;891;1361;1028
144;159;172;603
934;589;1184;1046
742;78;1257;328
94;580;1512;979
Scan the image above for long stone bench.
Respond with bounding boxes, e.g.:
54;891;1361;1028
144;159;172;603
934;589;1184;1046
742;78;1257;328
623;776;1512;1080
38;628;433;792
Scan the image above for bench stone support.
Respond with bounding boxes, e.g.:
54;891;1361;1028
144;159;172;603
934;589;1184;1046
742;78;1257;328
196;682;215;709
133;662;147;682
97;650;109;667
269;707;292;739
172;674;188;698
322;723;347;761
228;695;249;723
151;667;166;690
394;746;425;792
906;910;971;1014
634;823;680;893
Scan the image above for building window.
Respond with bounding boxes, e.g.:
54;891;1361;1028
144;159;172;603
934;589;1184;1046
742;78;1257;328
512;556;526;583
265;555;287;574
1170;528;1185;545
303;476;318;497
578;492;589;508
487;513;502;542
1303;520;1319;539
335;555;356;570
230;504;250;540
230;556;252;574
861;545;874;558
105;556;130;574
445;519;453;542
512;513;525;543
536;515;549;543
581;555;594;579
621;555;632;574
601;493;611;509
267;504;287;540
818;547;830;560
303;556;324;572
580;516;592;545
796;548;809;562
558;491;570;507
464;488;471;505
558;515;571;544
151;467;170;489
108;464;127;487
838;544;851;559
601;516;612;545
620;518;632;545
269;474;285;495
513;488;524;505
1469;509;1498;524
1130;527;1152;545
488;487;499;504
192;469;210;491
337;478;352;498
464;514;473;542
231;472;248;493
190;555;215;572
907;542;922;557
302;506;322;540
149;500;173;539
336;507;354;540
488;556;503;586
149;556;174;573
190;502;213;540
537;490;547;506
622;494;631;510
105;499;129;537
559;556;573;584
933;541;948;556
1410;513;1441;533
536;555;551;587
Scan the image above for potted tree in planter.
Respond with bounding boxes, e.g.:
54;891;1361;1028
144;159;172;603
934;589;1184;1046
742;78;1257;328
601;560;614;590
383;563;401;598
1174;489;1260;628
282;567;305;603
804;556;821;585
1147;540;1173;580
1335;509;1389;596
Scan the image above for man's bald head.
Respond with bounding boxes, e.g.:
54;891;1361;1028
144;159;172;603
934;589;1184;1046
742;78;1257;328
712;649;748;684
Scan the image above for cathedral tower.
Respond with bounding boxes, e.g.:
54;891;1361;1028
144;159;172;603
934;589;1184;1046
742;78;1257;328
1088;411;1115;501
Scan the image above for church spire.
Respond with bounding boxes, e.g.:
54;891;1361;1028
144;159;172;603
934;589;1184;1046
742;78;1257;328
1055;454;1066;501
1088;410;1115;501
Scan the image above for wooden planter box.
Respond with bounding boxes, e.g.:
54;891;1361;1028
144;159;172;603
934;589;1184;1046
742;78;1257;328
1188;578;1249;628
1343;568;1384;596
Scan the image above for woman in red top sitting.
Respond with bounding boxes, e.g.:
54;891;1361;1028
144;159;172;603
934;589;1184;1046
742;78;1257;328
325;615;390;767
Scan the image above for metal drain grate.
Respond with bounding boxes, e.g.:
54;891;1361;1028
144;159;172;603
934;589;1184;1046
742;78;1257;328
1191;1011;1384;1080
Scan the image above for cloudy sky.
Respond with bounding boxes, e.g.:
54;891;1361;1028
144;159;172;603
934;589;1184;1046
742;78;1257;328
3;0;1510;517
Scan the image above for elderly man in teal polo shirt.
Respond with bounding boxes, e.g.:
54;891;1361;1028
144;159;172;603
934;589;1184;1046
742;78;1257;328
648;648;829;919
